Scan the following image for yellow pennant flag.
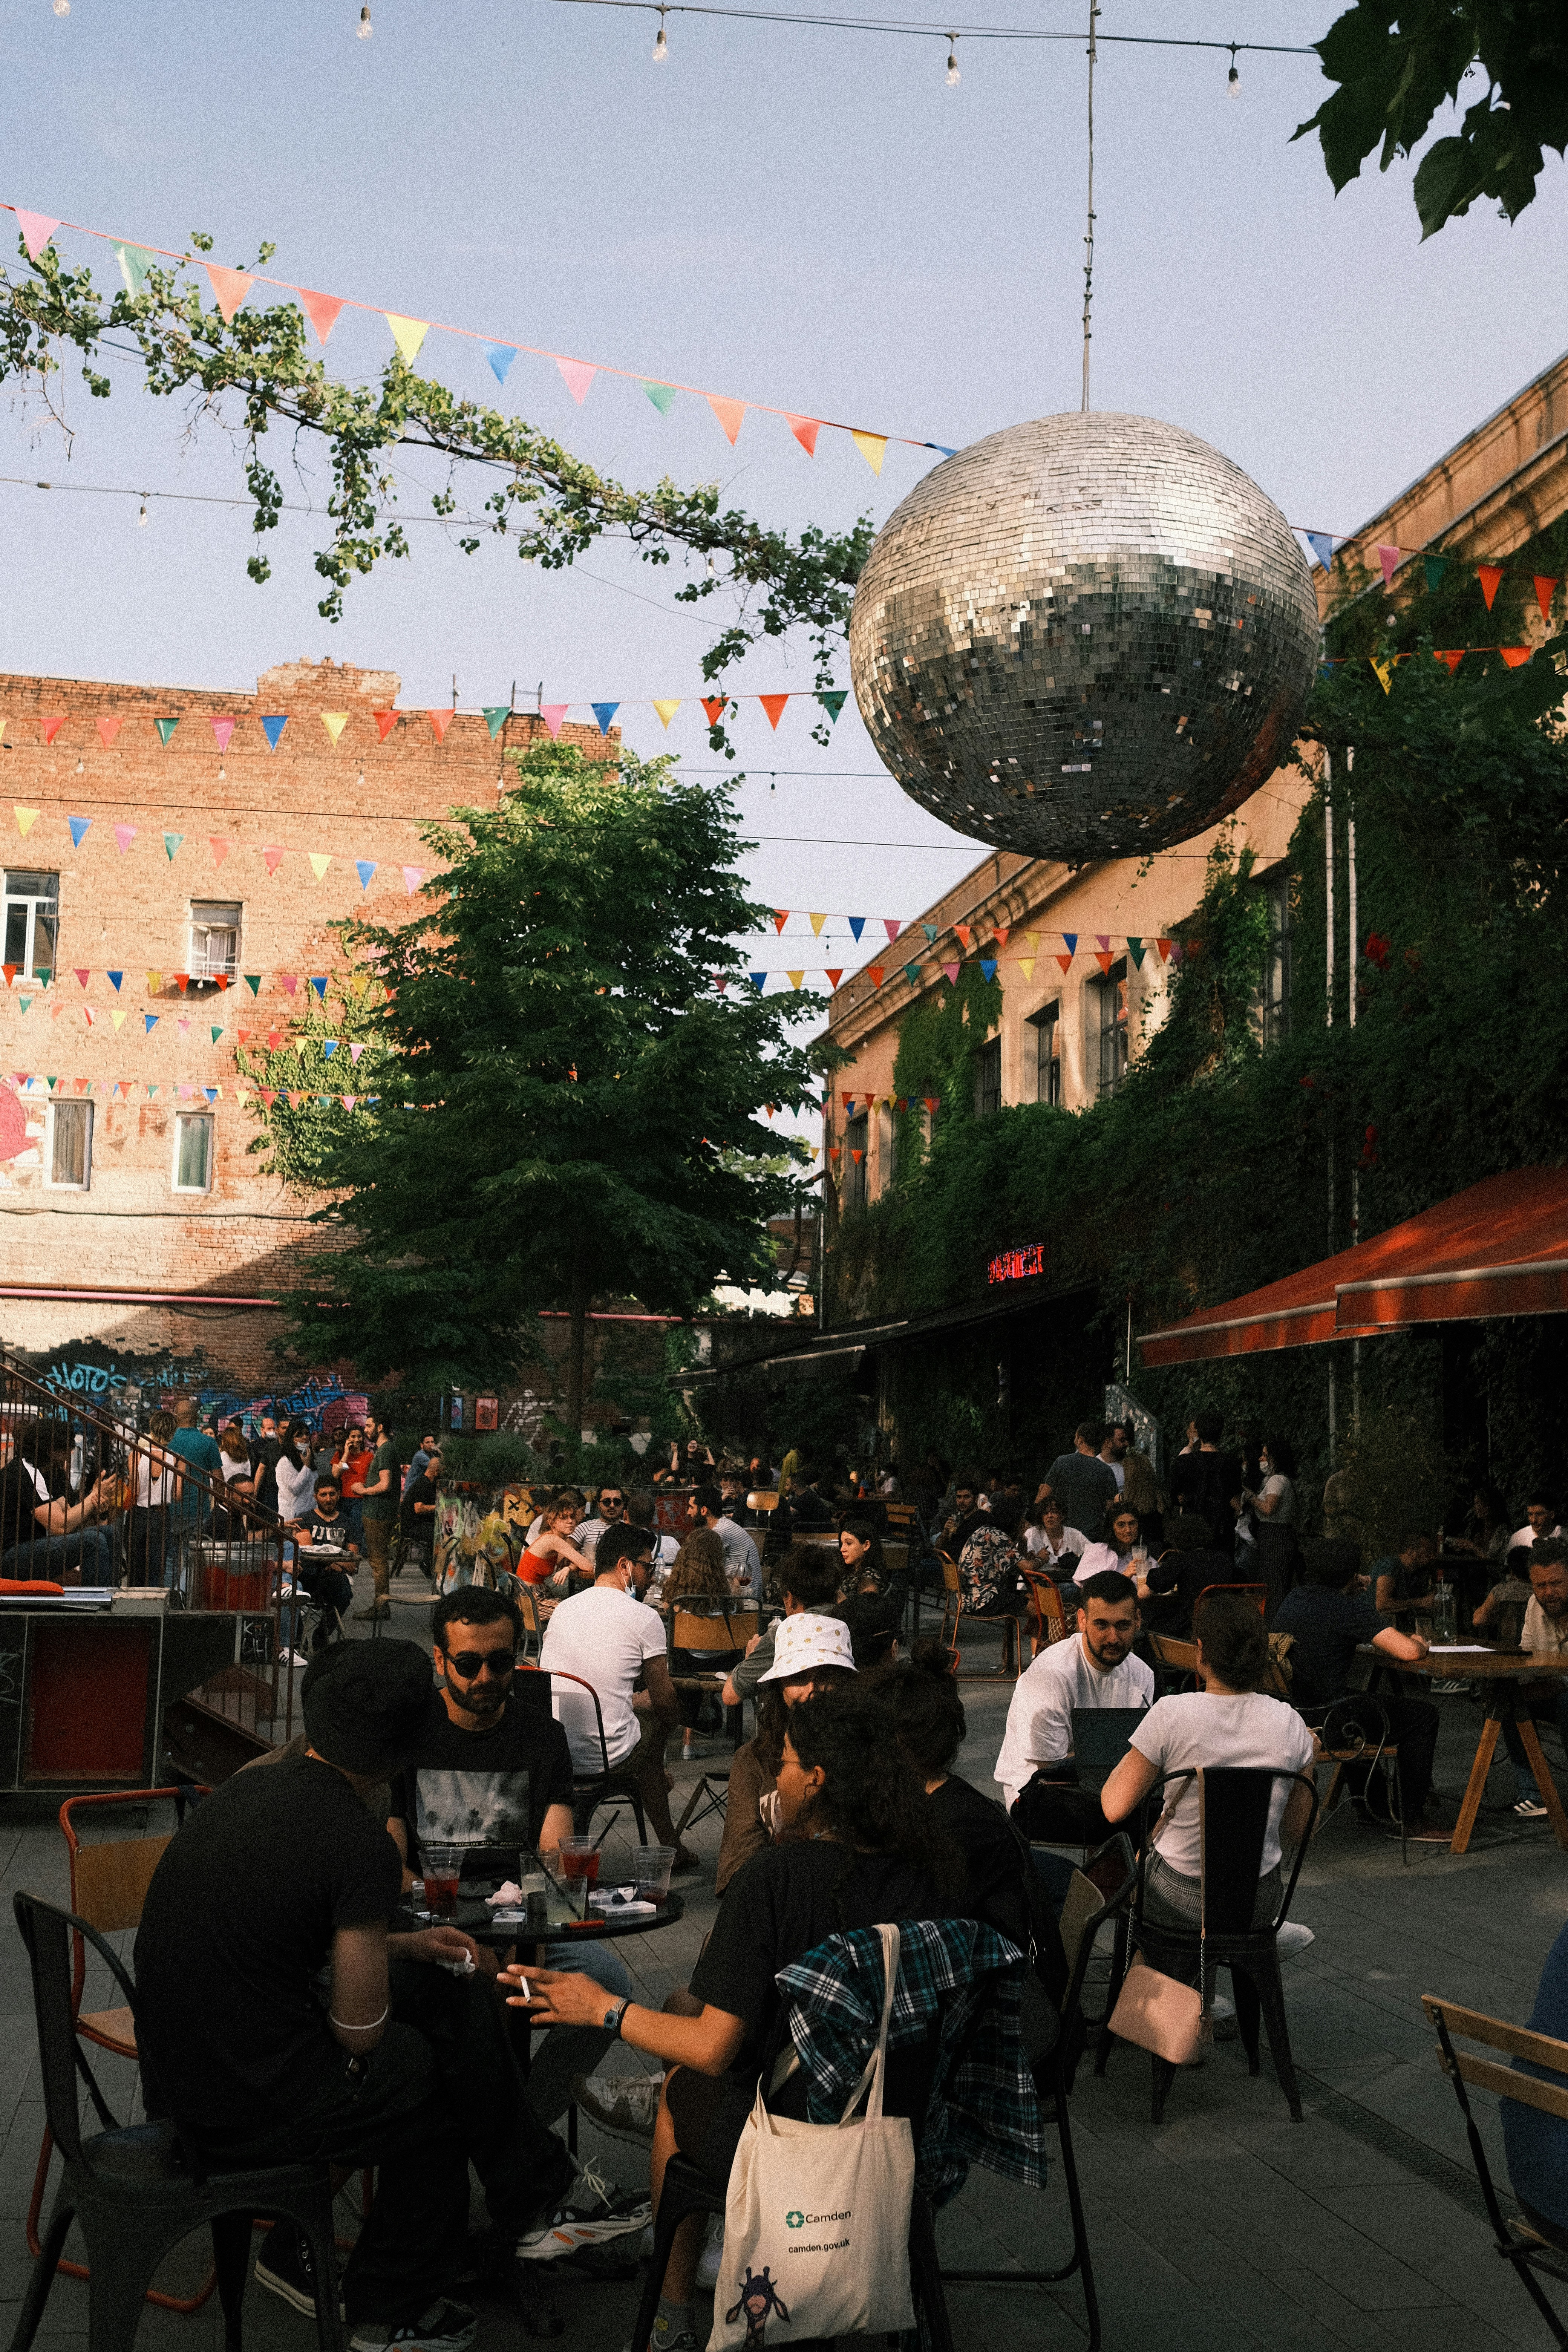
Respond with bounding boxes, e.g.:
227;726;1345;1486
322;712;349;744
147;970;162;992
809;913;827;937
14;806;39;836
851;431;888;476
308;853;332;882
652;700;681;729
386;314;430;365
1027;932;1041;953
1017;957;1036;978
111;1010;127;1031
1370;657;1393;695
347;974;368;996
787;969;805;988
0;721;7;743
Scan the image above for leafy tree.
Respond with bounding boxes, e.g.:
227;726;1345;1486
1295;0;1568;236
244;743;829;1427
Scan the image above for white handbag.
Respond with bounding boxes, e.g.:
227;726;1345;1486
708;1920;917;2349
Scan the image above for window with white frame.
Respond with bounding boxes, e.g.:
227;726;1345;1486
188;900;242;985
1093;958;1129;1098
3;870;59;979
172;1112;214;1193
1028;1002;1062;1105
47;1099;92;1190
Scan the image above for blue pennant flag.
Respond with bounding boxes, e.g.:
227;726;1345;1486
107;971;123;991
591;703;620;735
1306;533;1334;570
310;976;328;1000
749;971;767;992
848;916;865;941
355;860;377;891
1061;932;1078;956
67;816;90;848
482;343;517;387
144;1014;159;1033
322;1040;338;1058
261;715;289;750
926;443;958;458
980;959;997;980
204;1087;218;1104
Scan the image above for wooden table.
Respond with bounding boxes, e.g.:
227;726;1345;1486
1388;1647;1568;1854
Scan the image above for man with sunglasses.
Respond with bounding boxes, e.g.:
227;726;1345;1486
570;1483;626;1570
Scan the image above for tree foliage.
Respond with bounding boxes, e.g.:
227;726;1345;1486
0;232;872;752
1295;0;1568;236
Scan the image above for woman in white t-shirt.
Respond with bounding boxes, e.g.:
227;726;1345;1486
1024;1497;1087;1575
1100;1591;1317;1929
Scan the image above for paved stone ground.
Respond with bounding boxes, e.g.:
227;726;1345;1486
4;1574;1566;2352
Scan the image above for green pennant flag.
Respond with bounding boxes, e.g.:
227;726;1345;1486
482;707;510;740
642;382;678;416
816;691;848;724
164;832;184;861
243;974;261;995
17;996;31;1014
210;1026;224;1044
46;1075;57;1090
155;717;180;746
113;242;156;294
1424;555;1449;593
1126;937;1147;968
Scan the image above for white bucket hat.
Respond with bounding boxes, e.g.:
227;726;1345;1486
757;1611;856;1683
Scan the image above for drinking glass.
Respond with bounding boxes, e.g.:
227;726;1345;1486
422;1841;464;1918
632;1845;676;1903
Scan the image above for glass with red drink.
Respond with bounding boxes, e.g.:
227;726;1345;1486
422;1841;464;1918
559;1836;601;1917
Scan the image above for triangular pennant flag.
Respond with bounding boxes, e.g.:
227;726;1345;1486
482;707;510;739
96;714;122;748
942;961;959;982
41;715;64;744
73;968;88;987
1093;950;1115;973
213;972;229;991
642;381;677;415
708;396;746;445
809;913;827;937
1156;939;1173;962
1437;648;1465;672
772;912;790;937
1478;564;1505;609
175;978;190;997
403;866;424;894
759;694;789;730
841;1094;856;1110
210;1025;224;1043
204;1088;218;1104
921;923;937;943
14;807;39;837
1017;958;1035;978
540;704;569;740
111;1008;127;1031
67;816;90;847
850;1149;864;1163
2;964;15;986
703;697;729;728
15;210;60;262
321;712;349;745
787;415;822;456
1424;554;1449;593
261;714;288;750
311;976;328;1000
591;703;619;735
355;859;377;891
427;709;454;741
16;997;29;1014
481;342;516;386
373;709;398;741
349;1041;366;1064
954;924;972;948
212;716;236;751
322;1039;338;1058
244;974;260;994
386;313;430;365
786;969;805;988
106;971;122;991
263;845;285;874
848;917;866;941
299;288;345;346
653;701;681;729
993;927;1011;949
341;1095;357;1111
979;959;997;980
554;356;596;404
817;691;847;725
1095;936;1110;954
82;1008;95;1025
144;1014;159;1034
163;832;183;861
904;962;922;986
851;430;888;476
1127;939;1148;968
155;716;179;746
308;853;331;881
1501;647;1534;668
205;264;254;322
146;970;161;992
209;837;230;867
1536;577;1559;623
1376;545;1400;588
1370;657;1393;694
828;1147;841;1161
923;1096;940;1113
824;969;843;987
259;1087;277;1107
112;242;155;294
1305;532;1333;569
749;971;767;991
883;918;902;941
867;966;885;987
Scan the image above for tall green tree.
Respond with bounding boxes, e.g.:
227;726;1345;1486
247;743;826;1427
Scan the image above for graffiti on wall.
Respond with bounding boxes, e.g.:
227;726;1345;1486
21;1342;367;1433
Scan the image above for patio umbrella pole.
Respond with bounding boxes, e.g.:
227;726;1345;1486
1325;750;1337;1460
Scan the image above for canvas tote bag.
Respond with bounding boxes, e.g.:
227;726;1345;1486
709;1920;917;2348
1106;1768;1214;2069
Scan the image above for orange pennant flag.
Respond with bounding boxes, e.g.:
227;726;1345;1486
1093;949;1116;973
373;709;399;740
759;695;788;730
1535;576;1559;623
786;415;821;456
993;926;1010;949
427;710;455;742
299;288;345;346
1477;564;1505;610
823;968;843;987
954;923;971;948
701;697;727;727
1501;647;1534;668
205;264;254;322
1436;649;1465;671
1055;953;1073;973
708;396;746;446
773;911;789;934
867;966;885;987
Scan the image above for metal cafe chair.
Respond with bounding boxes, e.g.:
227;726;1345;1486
549;1669;649;1841
1020;1565;1074;1661
1195;1582;1269;1616
669;1604;758;1844
937;1553;1027;1679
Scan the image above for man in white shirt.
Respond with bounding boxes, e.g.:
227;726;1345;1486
570;1482;627;1570
688;1484;763;1599
994;1568;1153;1842
539;1524;689;1861
1508;1493;1564;1557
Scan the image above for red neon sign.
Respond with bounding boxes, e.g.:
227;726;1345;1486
988;1242;1045;1286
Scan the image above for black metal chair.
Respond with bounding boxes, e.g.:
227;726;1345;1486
1305;1694;1407;1864
941;1830;1136;2352
11;1890;343;2352
550;1670;649;1841
1096;1767;1318;2124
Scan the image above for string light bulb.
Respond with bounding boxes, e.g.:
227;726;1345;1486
218;762;226;782
1227;46;1240;96
945;36;960;84
357;3;372;38
52;0;70;17
652;8;668;61
138;498;148;527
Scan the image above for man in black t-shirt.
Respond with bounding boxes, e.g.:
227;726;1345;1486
396;1448;441;1583
1038;1425;1120;1539
1165;1410;1242;1553
1136;1515;1230;1638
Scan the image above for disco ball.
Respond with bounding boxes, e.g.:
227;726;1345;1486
848;411;1320;862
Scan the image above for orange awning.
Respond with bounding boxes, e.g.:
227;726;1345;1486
1138;1167;1568;1367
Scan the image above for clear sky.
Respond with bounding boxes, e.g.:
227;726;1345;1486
1;0;1562;1094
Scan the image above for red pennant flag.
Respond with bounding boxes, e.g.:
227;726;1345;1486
41;715;64;744
1094;950;1116;973
1436;649;1465;671
1156;938;1173;962
759;695;788;730
73;968;89;987
954;923;972;948
828;1146;841;1161
1055;953;1073;973
263;845;285;874
373;709;398;741
923;1096;940;1113
707;396;746;446
850;1148;864;1164
841;1093;856;1108
701;697;727;727
1478;564;1505;609
783;414;823;458
1376;545;1400;588
1536;576;1559;622
1501;647;1533;668
824;968;843;987
773;911;789;934
175;974;190;994
298;288;345;346
96;715;122;748
993;927;1010;949
867;966;885;986
428;709;455;741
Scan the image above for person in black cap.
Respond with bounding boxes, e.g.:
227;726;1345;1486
135;1640;478;2352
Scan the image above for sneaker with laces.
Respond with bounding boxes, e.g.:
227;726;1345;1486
255;2228;342;2317
571;2070;662;2147
1274;1921;1315;1957
621;2321;701;2352
349;2300;477;2352
514;2160;652;2264
1515;1796;1550;1819
695;2217;725;2293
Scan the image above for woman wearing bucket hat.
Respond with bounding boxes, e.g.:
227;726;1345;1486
713;1613;858;1896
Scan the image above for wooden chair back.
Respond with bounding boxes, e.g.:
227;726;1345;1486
792;1529;841;1551
1149;1632;1199;1675
61;1793;181;1935
939;1553;962;1596
515;1580;544;1654
1196;1583;1268;1618
746;1492;780;1513
882;1503;919;1536
671;1605;759;1656
1021;1566;1072;1657
1424;1995;1568;2123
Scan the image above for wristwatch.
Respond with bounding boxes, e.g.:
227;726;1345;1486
604;1999;630;2038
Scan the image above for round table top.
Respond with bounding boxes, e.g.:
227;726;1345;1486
1366;1643;1568;1679
400;1888;685;1948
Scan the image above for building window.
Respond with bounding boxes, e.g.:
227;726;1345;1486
3;870;59;979
189;900;242;986
974;1037;1002;1118
1029;1003;1062;1105
46;1099;92;1190
845;1113;868;1208
173;1113;214;1193
1093;958;1129;1097
1260;870;1292;1045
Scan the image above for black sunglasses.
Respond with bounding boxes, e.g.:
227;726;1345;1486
599;1494;625;1507
445;1649;518;1678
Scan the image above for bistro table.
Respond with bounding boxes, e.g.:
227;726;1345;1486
1367;1645;1568;1854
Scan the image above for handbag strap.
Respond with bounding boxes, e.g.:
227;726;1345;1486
838;1920;900;2124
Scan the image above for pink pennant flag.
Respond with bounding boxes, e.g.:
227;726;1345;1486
205;265;254;322
278;974;298;996
942;961;959;982
1096;934;1110;953
555;357;597;405
786;415;821;456
73;969;89;988
263;845;285;875
298;288;345;346
427;710;455;742
1376;545;1400;588
349;1041;365;1063
540;704;569;740
96;715;122;748
15;210;60;261
708;396;746;446
403;866;425;894
341;1095;357;1112
212;716;236;752
209;838;230;867
883;919;901;941
113;824;136;854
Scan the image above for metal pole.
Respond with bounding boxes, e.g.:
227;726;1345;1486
1081;3;1098;411
1325;746;1337;1461
1347;744;1361;1428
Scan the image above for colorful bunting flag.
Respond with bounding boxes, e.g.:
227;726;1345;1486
851;431;888;476
427;710;454;742
261;714;288;750
1424;555;1448;593
299;288;345;346
210;838;230;867
481;343;516;386
96;715;122;748
163;832;183;861
373;710;398;741
321;712;349;745
1478;565;1505;610
942;961;959;982
847;917;865;942
555;357;596;404
591;703;620;735
386;313;430;365
14;808;38;837
67;816;90;848
787;969;804;988
759;695;788;730
903;962;921;986
308;854;331;882
979;959;997;979
824;968;842;987
15;210;59;261
653;701;681;729
41;716;64;744
642;381;677;415
1536;576;1559;622
403;867;425;894
1376;546;1400;588
540;705;569;740
1305;533;1333;568
818;691;847;724
482;707;510;739
708;397;746;446
112;242;154;294
355;860;377;891
263;846;285;874
205;265;254;322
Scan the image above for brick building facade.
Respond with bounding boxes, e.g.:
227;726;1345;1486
0;656;618;1419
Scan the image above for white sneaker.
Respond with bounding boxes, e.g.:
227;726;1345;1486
571;2070;662;2146
1208;1992;1236;2021
1275;1921;1315;1957
281;1649;311;1668
514;2160;651;2262
695;2217;724;2293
